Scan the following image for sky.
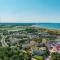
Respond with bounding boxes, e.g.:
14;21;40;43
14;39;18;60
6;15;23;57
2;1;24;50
0;0;60;23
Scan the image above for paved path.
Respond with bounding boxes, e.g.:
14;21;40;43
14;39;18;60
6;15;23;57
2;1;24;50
45;56;51;60
1;35;8;47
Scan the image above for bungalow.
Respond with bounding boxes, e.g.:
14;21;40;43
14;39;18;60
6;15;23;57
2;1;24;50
32;50;45;56
48;40;60;53
39;32;56;38
56;43;60;53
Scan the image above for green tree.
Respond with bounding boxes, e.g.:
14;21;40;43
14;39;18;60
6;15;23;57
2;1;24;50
51;52;60;60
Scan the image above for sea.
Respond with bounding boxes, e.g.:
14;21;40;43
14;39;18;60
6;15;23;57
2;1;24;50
0;23;60;30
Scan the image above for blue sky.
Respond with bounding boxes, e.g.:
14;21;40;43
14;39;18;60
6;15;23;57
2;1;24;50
0;0;60;23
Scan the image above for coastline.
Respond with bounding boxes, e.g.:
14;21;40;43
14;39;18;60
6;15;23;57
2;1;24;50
32;25;60;31
0;23;60;30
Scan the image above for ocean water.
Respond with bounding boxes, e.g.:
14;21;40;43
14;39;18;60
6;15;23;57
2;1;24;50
36;23;60;30
0;23;36;26
0;23;60;30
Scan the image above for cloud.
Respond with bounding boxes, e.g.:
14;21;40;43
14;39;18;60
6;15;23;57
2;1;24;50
0;16;60;23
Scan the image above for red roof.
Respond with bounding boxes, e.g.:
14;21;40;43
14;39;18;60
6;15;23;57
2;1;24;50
56;44;60;50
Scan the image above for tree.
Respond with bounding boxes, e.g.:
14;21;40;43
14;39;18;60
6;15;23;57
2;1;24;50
33;55;44;60
51;52;60;60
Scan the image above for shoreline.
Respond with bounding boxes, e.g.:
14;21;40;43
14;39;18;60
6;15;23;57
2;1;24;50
32;25;60;31
0;23;60;31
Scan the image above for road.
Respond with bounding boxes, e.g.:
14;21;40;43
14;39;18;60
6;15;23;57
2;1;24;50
45;56;51;60
1;35;8;47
